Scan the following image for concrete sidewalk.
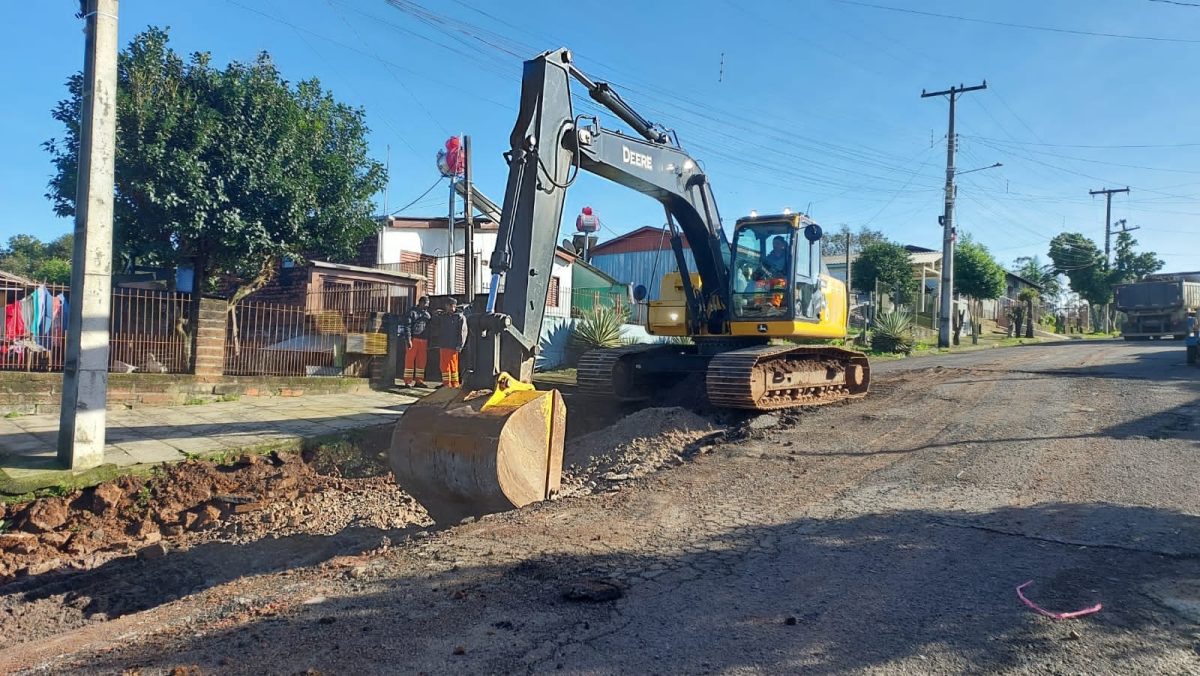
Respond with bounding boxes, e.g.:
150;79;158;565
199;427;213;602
0;390;420;495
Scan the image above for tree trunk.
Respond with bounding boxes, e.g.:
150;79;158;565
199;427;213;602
227;256;279;357
185;253;209;374
1024;299;1035;338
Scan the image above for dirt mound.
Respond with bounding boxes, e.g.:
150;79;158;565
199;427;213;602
561;407;720;497
0;449;429;583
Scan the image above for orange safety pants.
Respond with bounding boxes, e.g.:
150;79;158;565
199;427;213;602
403;337;428;386
439;348;461;388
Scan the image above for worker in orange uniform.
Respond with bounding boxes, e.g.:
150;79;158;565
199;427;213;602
437;297;468;388
400;296;432;388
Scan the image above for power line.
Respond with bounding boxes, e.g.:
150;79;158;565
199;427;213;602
830;0;1200;44
962;135;1200;150
390;176;446;215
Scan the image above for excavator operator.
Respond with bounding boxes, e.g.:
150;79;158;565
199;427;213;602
763;236;790;277
758;235;790;309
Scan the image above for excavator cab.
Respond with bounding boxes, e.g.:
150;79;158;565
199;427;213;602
725;213;849;339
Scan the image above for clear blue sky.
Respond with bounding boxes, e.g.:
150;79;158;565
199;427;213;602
2;0;1199;272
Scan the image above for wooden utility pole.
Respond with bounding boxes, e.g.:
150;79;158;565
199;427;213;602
463;135;475;304
58;0;118;469
1090;186;1129;332
844;232;852;330
922;81;987;348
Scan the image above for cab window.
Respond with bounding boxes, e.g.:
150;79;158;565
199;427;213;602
731;222;793;319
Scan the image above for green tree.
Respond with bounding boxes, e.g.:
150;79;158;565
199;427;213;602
1048;233;1110;308
0;233;73;284
1109;230;1163;286
852;241;917;309
954;236;1006;341
824;224;888;257
1011;255;1061;300
44;28;386;348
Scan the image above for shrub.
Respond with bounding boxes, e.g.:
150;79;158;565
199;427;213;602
871;310;915;354
570;307;627;352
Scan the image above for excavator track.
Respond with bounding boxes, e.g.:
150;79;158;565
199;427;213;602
706;344;870;411
577;343;663;399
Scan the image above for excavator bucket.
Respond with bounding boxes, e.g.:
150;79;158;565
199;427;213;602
389;374;566;524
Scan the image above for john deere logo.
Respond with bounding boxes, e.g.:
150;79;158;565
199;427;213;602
757;323;768;333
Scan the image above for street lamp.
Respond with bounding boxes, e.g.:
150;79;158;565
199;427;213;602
938;161;1001;347
956;162;1002;177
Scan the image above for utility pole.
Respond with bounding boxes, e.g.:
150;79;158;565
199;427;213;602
844;232;852;331
1090;186;1129;333
446;175;456;296
58;0;118;469
922;81;987;348
463;134;475;305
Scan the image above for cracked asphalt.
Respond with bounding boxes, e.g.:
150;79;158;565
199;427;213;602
3;340;1199;674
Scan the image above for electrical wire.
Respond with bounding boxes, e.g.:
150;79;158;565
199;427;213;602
390;177;446;215
830;0;1200;44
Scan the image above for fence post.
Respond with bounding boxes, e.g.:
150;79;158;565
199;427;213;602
193;297;227;376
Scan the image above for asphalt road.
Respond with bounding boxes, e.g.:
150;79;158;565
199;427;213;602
4;340;1199;674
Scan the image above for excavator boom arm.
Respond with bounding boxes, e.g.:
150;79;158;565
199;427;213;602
478;48;731;388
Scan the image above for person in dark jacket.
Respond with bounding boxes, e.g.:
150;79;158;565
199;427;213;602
437;298;468;388
399;296;432;387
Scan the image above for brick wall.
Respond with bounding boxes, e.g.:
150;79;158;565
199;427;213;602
0;372;377;417
193;297;227;377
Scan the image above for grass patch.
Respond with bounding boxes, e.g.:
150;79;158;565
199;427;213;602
3;411;21;419
216;393;241;403
183;397;209;406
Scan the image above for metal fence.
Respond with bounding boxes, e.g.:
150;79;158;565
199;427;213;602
0;284;191;374
570;288;629;317
225;286;402;377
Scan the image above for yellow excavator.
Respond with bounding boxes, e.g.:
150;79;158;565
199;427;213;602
390;48;869;523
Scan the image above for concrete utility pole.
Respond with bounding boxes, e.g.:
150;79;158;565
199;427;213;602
463;135;475;304
922;81;987;348
58;0;118;469
1091;186;1129;332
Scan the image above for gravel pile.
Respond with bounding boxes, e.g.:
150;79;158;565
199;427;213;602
561;407;720;497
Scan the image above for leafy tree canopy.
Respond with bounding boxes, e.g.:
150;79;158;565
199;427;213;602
954;235;1005;301
44;27;387;305
824;224;888;257
1048;232;1110;305
852;240;917;303
1011;254;1061;300
0;234;74;284
1110;230;1163;286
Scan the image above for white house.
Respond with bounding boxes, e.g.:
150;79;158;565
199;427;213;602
367;216;577;318
372;215;499;296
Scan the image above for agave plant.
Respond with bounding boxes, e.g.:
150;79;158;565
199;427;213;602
871;309;915;354
570;306;627;352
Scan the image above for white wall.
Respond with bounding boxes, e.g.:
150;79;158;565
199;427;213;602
378;228;498;295
545;256;573;319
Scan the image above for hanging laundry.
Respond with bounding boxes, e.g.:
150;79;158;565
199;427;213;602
19;294;34;339
60;295;68;334
39;286;54;348
10;300;29;359
51;294;64;337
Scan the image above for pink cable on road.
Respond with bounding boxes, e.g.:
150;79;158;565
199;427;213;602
1016;580;1103;620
